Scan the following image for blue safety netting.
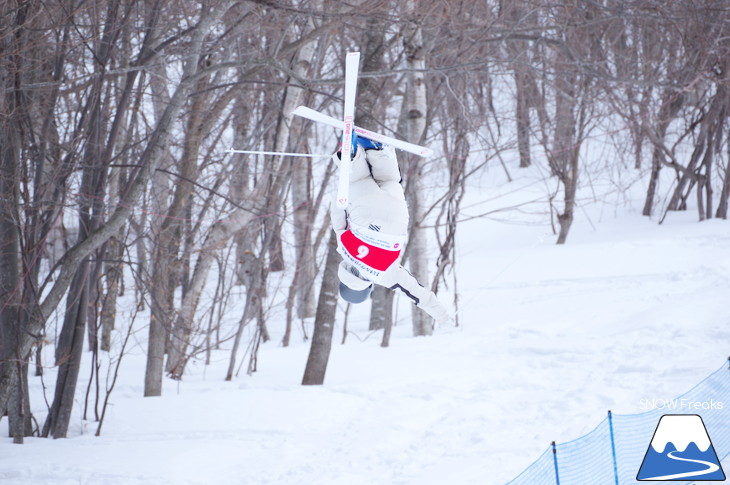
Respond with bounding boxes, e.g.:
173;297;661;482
506;361;730;485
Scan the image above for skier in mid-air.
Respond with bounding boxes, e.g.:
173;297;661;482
331;137;451;326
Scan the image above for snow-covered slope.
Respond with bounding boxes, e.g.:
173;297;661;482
1;164;728;485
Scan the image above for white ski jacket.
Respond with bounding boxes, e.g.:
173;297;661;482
332;146;450;324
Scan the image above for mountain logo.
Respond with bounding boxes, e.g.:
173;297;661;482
637;414;726;481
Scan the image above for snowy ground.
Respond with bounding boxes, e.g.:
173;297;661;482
1;163;729;484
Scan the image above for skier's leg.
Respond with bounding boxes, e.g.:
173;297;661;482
379;264;450;324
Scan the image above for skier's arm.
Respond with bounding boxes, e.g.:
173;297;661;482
330;151;348;232
379;264;451;324
331;146;371;232
330;198;347;232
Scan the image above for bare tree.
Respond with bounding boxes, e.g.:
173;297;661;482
3;0;730;438
44;1;130;438
0;0;235;426
302;231;340;385
500;0;536;168
0;6;26;439
401;2;434;336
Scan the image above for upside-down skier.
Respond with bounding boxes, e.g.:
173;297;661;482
331;138;451;326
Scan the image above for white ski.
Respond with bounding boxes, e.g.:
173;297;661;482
291;105;434;158
337;52;360;209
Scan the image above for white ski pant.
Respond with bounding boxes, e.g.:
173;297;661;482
377;263;450;324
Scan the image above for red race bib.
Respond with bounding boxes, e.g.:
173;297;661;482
339;230;401;273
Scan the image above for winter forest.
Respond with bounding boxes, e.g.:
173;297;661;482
1;0;730;483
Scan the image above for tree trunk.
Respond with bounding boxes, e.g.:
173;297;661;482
551;45;580;245
99;16;135;352
43;264;91;438
163;70;213;379
226;255;264;381
44;0;120;435
369;286;393;331
100;233;123;351
515;68;532;168
46;74;111;437
171;195;262;378
291;153;316;320
144;256;172;396
0;61;24;440
379;290;396;347
7;363;32;442
665;89;724;220
642;91;684;216
717;134;730;219
665;125;707;213
556;160;578;245
504;1;533;169
302;231;340;385
0;0;68;429
402;9;432;336
553;97;578;245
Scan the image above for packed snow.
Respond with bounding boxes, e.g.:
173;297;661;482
1;160;729;485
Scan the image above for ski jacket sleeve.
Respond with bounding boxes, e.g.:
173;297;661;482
331;203;347;233
331;146;370;232
379;264;451;324
330;151;349;232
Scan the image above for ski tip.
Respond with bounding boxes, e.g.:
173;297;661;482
395;145;433;158
290;106;308;116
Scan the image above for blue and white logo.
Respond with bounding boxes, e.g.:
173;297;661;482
637;414;726;481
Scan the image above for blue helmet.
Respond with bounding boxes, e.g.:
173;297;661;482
339;282;373;304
